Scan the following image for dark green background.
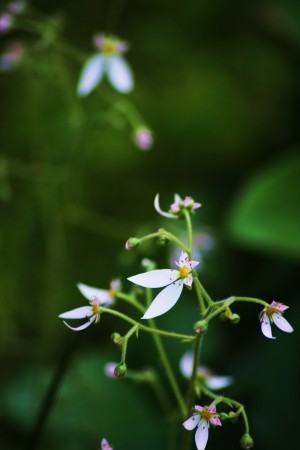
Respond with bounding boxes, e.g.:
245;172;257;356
1;1;299;449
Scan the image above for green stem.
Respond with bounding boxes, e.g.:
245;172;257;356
182;210;192;257
146;287;187;417
193;277;206;315
138;229;189;253
116;292;145;314
121;324;139;363
234;297;268;308
99;307;195;341
194;276;213;306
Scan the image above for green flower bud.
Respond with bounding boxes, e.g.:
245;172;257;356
114;362;127;378
230;313;240;325
228;411;238;423
111;332;124;346
193;320;208;334
125;237;140;250
219;412;229;421
219;311;228;321
240;434;254;449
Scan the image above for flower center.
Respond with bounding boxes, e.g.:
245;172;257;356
92;303;99;315
266;306;278;316
101;39;118;56
108;288;115;297
179;266;189;278
200;409;212;421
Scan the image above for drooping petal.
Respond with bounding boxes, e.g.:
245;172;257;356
107;55;134;93
183;414;200;430
77;282;113;306
183;274;193;286
180;351;193;378
210;416;222;426
141;280;184;319
273;313;294;333
260;315;275;339
154;193;177;219
77;54;105;96
128;269;179;288
63;315;97;331
195;420;209;450
59;306;93;319
206;375;233;390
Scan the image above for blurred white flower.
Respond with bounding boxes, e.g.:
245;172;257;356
77;34;134;96
180;352;233;390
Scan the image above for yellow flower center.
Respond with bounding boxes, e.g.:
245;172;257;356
266;306;278;317
92;304;99;315
108;288;115;297
179;266;189;278
200;409;212;421
101;39;118;56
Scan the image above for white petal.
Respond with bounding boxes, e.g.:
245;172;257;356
260;315;275;339
141;280;184;319
59;306;93;319
63;316;96;331
154;193;177;219
273;313;294;333
179;252;189;266
77;54;105;96
77;283;111;305
174;193;182;203
206;376;233;390
128;269;179;288
180;352;193;378
183;414;200;430
107;55;134;93
195;420;209;450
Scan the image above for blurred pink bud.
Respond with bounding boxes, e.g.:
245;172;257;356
0;13;12;33
134;127;153;150
0;41;24;72
7;1;25;14
104;362;117;378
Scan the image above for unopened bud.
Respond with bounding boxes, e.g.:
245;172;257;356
193;320;208;334
230;313;240;325
228;411;238;423
114;362;126;378
125;237;140;250
240;434;254;449
111;332;124;346
104;362;117;379
219;311;228;321
219;413;229;421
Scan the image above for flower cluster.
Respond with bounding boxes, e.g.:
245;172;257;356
154;193;201;219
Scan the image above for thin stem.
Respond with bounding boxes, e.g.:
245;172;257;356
234;297;268;307
193;276;206;316
121;324;139;363
164;231;190;253
194;276;213;306
99;307;195;341
182;210;192;257
187;334;201;412
116;292;145;314
146;287;187;417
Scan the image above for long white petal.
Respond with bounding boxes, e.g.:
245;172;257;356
77;283;111;304
273;313;294;333
107;55;134;93
77;54;105;96
180;352;193;378
206;376;233;390
183;414;200;430
128;269;179;288
195;421;209;450
154;193;177;219
260;315;275;339
59;306;93;319
63;316;96;331
142;281;184;319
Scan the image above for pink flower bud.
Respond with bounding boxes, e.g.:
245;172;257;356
134;128;153;150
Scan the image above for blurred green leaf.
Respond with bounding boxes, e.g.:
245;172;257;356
227;152;300;259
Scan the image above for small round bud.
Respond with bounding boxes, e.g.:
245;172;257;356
125;237;140;251
240;434;254;449
114;362;127;378
110;332;124;346
219;413;229;421
104;362;117;379
193;320;208;334
228;411;238;423
134;127;153;151
230;313;240;325
219;311;228;322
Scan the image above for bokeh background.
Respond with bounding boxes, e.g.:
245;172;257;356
1;1;300;449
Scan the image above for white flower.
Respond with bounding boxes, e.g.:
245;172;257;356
154;193;201;219
180;352;233;390
127;252;199;319
58;279;120;331
77;34;134;96
260;301;293;339
183;405;222;450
